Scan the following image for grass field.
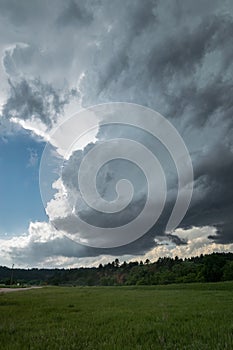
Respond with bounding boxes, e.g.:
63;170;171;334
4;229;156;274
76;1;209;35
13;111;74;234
1;282;233;350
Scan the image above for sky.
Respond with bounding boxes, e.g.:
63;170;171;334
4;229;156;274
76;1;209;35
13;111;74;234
0;0;233;268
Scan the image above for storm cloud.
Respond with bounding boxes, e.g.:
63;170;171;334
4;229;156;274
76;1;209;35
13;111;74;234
0;0;232;265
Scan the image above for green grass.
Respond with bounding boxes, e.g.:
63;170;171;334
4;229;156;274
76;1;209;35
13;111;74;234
0;282;233;349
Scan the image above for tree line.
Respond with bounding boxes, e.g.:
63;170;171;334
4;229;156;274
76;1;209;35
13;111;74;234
1;252;233;286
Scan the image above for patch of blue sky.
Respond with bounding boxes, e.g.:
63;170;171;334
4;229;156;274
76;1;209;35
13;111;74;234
0;130;48;237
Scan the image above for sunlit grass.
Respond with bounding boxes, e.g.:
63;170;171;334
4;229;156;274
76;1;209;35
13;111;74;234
0;282;233;349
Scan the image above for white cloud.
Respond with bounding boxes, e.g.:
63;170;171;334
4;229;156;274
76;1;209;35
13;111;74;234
142;226;233;262
1;225;233;268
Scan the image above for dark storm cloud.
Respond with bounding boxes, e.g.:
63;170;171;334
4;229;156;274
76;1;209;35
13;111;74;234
0;0;48;26
78;1;233;247
50;122;185;256
3;44;39;77
7;235;138;265
56;0;93;28
51;210;186;259
8;236;88;265
82;10;233;125
148;14;233;78
8;214;185;264
2;78;77;128
180;143;233;243
0;0;232;262
146;14;233;122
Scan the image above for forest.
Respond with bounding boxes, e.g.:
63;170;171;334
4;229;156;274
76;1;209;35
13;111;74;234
1;252;233;286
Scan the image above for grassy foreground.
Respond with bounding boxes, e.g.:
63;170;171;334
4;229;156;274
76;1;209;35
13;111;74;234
0;283;233;349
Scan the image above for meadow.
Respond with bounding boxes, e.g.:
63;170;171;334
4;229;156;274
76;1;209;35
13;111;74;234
1;282;233;350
